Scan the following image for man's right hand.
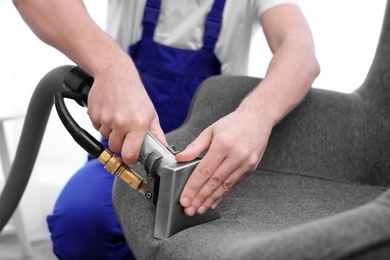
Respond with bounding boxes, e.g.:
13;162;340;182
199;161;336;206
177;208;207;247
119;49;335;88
87;58;168;165
13;0;167;164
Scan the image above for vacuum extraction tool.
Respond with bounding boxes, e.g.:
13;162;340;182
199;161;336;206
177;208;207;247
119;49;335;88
0;66;220;239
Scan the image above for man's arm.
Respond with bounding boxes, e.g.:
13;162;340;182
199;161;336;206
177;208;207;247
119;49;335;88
13;0;167;164
177;4;320;216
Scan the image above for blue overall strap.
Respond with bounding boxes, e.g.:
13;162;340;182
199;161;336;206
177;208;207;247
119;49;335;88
203;0;226;51
142;0;161;40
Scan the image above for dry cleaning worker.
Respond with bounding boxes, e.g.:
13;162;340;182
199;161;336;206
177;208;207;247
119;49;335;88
13;0;320;258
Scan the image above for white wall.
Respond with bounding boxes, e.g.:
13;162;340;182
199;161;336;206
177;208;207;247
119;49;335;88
0;0;107;241
249;0;386;92
0;0;386;241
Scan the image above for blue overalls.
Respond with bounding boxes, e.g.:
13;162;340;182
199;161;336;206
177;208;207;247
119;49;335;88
47;0;225;259
129;0;225;133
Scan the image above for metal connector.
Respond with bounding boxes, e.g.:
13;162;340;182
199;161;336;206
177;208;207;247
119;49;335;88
98;149;147;195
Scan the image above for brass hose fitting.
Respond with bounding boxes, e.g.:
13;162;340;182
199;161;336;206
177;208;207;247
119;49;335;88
98;149;147;195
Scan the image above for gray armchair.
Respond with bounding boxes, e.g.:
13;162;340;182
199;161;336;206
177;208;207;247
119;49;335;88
113;2;390;259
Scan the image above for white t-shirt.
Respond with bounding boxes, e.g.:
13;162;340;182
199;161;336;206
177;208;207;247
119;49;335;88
106;0;298;75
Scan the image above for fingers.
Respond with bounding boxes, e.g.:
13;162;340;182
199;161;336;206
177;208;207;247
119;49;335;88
91;112;160;164
180;151;253;216
179;150;225;209
208;171;250;210
120;118;167;164
98;124;111;140
95;112;166;164
149;117;168;147
107;121;128;153
175;128;212;162
85;59;166;164
183;159;240;216
120;130;146;165
178;117;265;217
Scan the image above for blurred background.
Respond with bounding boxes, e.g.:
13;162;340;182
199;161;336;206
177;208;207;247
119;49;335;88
0;0;387;252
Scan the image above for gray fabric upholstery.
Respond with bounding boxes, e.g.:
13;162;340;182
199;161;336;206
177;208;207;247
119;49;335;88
113;1;390;259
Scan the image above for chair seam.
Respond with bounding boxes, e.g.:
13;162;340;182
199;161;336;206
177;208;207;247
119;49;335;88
258;167;388;191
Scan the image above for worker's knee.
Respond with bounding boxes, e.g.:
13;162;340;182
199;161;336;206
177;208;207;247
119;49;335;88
46;158;132;259
47;207;127;259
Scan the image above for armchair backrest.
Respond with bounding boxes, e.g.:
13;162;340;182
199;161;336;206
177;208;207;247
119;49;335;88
172;1;390;188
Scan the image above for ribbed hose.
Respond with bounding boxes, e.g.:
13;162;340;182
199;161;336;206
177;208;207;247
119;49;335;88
0;65;75;232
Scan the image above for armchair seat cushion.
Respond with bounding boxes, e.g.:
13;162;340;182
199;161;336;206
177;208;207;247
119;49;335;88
114;168;388;259
114;1;390;255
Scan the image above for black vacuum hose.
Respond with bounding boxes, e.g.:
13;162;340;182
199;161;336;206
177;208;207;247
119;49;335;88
0;65;150;233
0;65;75;232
